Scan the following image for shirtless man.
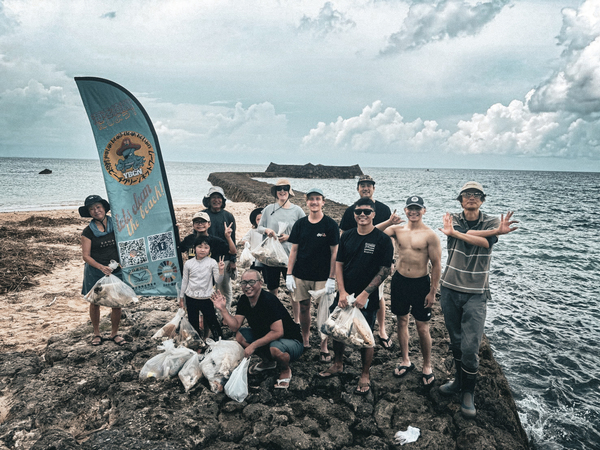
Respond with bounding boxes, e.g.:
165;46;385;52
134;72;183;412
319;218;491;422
385;196;442;385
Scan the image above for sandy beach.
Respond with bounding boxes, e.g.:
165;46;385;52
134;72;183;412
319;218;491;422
0;202;255;354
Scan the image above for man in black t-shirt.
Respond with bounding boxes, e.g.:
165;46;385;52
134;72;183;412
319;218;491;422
286;188;339;361
319;198;394;395
212;269;303;390
339;175;401;350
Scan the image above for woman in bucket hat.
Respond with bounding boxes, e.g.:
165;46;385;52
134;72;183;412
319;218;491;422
79;195;128;347
256;179;305;319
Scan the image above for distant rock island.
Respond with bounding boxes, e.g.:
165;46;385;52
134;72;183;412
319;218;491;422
38;168;52;174
264;162;363;179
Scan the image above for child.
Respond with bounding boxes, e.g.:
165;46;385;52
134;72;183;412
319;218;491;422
239;207;264;274
179;235;225;340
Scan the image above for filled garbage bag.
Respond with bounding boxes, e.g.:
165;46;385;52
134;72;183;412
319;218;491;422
200;338;245;393
83;274;138;308
320;295;374;349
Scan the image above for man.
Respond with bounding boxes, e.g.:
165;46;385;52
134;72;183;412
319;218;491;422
339;175;401;349
319;198;394;395
438;181;518;418
212;269;303;390
202;186;237;310
385;196;441;385
286;188;339;361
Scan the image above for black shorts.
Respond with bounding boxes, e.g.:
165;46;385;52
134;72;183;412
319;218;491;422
390;272;432;322
262;265;287;291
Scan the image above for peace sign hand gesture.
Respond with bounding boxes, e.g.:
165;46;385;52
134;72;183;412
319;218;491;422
224;222;233;238
218;255;226;274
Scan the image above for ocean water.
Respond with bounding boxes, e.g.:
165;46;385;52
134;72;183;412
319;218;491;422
1;157;599;450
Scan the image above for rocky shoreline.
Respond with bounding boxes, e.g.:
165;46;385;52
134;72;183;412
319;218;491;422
0;173;530;449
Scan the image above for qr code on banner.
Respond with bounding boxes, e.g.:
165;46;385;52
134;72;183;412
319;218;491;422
148;231;176;262
118;238;148;267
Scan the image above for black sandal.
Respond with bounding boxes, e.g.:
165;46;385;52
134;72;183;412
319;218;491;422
378;335;395;350
91;335;102;346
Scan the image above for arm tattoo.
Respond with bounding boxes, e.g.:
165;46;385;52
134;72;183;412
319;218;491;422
364;266;391;295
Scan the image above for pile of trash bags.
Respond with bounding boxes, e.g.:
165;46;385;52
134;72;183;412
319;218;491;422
141;309;249;402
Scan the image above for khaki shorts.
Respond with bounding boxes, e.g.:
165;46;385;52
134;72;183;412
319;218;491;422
293;278;327;302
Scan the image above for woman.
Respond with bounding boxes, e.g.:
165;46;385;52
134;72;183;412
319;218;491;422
80;195;127;346
256;179;305;319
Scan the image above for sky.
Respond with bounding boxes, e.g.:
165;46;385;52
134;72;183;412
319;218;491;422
1;0;599;172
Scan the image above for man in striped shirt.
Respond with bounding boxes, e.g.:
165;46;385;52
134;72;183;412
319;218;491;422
438;181;518;418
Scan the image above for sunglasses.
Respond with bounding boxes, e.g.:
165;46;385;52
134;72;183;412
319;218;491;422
275;186;290;192
354;208;374;216
240;279;259;287
461;192;483;199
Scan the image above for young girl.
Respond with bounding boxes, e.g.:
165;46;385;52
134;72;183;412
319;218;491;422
179;235;225;340
240;207;264;274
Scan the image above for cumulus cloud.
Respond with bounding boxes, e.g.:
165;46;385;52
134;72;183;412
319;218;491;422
451;0;600;160
381;0;510;54
298;2;356;37
302;100;449;153
528;1;600;116
148;101;289;159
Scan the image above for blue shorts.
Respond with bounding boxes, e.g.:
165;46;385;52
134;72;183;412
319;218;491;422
238;327;304;362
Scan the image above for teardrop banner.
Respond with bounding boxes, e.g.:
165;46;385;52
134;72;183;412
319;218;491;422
75;77;182;296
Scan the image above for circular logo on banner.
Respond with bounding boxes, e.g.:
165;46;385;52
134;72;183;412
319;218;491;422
158;260;178;283
104;131;155;185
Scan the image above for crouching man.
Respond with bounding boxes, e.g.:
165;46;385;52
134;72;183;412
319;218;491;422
212;269;303;389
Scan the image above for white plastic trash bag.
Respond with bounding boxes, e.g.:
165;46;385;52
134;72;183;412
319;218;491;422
224;357;250;402
179;353;204;392
394;426;420;445
320;295;374;349
310;288;335;341
239;242;255;269
139;339;175;379
83;274;138;308
251;236;288;267
200;338;245;393
162;345;195;378
152;308;185;339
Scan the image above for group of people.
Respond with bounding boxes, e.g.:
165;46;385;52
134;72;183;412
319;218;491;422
80;175;517;417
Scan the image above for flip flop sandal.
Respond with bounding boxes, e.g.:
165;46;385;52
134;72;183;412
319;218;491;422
91;335;102;346
422;372;435;386
378;336;395;350
317;366;344;378
393;362;415;378
354;380;371;396
249;361;277;374
320;352;332;363
274;377;291;389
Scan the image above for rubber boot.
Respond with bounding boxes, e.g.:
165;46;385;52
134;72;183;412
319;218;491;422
440;359;462;396
460;368;477;419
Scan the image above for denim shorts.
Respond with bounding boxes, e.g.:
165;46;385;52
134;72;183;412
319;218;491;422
238;327;304;362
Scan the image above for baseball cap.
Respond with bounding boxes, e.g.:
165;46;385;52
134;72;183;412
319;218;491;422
306;188;324;198
405;196;425;208
357;174;375;186
192;211;211;222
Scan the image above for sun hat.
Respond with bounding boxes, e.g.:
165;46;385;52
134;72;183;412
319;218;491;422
202;186;227;208
79;195;110;218
192;211;211;222
405;196;425;208
306;188;325;198
270;179;295;198
357;174;375;186
459;181;485;195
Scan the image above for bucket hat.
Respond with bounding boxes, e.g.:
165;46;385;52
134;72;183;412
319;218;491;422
79;195;110;218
